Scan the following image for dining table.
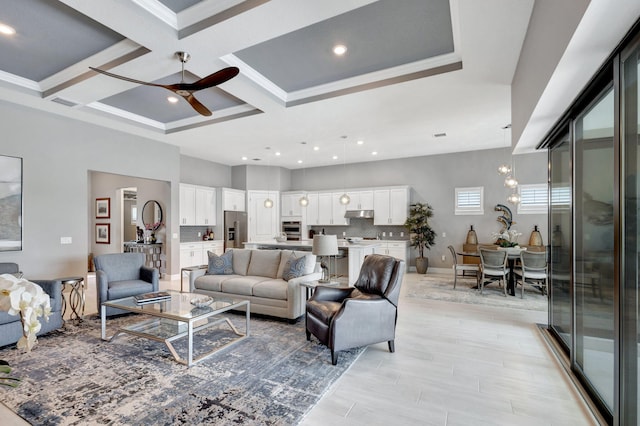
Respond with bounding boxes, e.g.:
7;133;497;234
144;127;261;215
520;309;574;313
457;248;524;296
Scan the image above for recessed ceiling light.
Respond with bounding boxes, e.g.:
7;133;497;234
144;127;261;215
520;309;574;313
333;44;347;56
275;152;281;156
313;146;319;151
297;160;303;164
167;96;179;104
357;140;364;145
371;151;378;156
332;155;338;160
0;23;16;36
241;156;248;161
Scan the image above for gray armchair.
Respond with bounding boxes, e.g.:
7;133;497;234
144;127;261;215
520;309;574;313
0;263;64;348
305;254;405;365
94;253;159;317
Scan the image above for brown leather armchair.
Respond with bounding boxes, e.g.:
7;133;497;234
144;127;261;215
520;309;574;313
305;254;406;365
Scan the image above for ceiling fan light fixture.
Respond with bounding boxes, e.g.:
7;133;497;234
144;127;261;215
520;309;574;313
167;96;179;104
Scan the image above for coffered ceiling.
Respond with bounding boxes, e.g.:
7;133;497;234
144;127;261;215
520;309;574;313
0;0;535;168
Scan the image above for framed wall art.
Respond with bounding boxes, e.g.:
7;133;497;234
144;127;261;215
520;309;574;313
96;197;110;219
95;223;110;244
0;155;23;252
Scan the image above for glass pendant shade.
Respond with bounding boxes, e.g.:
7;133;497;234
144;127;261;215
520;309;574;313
339;193;350;205
264;198;273;208
504;175;518;188
507;191;521;204
497;164;511;175
299;195;309;207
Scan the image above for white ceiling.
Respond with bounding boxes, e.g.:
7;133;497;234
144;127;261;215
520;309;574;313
0;0;536;169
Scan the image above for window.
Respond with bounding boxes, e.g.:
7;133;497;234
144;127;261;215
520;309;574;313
518;183;548;214
455;187;483;215
131;206;138;225
551;185;571;208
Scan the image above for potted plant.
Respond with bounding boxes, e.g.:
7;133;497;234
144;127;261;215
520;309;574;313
404;202;436;274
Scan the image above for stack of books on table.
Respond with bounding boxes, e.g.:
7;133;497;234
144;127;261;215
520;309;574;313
134;291;171;304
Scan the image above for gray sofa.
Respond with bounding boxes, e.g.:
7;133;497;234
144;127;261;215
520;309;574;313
189;248;322;320
0;263;64;348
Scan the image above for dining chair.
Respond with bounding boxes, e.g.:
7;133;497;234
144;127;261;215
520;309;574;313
513;251;548;298
479;248;508;296
447;245;479;289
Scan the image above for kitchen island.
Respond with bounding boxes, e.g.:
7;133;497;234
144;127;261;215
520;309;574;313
244;239;380;285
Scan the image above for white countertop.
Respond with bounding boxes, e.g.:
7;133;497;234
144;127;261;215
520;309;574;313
244;239;390;249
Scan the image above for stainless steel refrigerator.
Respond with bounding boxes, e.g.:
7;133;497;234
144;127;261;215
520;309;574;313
224;211;247;251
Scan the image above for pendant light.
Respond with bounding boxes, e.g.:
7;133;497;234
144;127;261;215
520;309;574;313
497;125;512;175
299;142;309;206
507;191;521;205
504;153;518;189
264;147;273;208
339;138;350;205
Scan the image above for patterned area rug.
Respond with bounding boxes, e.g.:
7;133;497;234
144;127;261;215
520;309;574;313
405;274;548;311
0;314;362;425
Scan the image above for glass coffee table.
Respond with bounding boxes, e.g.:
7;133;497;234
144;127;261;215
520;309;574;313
101;291;249;367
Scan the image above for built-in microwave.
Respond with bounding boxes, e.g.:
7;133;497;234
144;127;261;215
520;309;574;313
282;221;302;241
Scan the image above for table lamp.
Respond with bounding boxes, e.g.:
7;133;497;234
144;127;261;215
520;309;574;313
312;234;339;284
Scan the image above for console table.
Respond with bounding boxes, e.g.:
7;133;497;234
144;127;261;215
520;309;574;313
124;242;164;276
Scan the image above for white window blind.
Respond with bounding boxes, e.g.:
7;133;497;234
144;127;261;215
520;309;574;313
551;185;571;207
455;187;484;215
518;184;548;213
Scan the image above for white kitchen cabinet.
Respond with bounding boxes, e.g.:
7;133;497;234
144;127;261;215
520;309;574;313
180;184;216;226
247;190;279;241
180;241;224;268
374;240;409;263
281;192;304;217
221;188;245;212
179;184;196;225
202;241;224;257
195;186;216;226
306;192;319;225
317;192;333;225
374;187;410;225
346;190;374;210
348;244;376;285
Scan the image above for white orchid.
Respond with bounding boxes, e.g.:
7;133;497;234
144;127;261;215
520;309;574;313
492;229;522;247
0;274;51;352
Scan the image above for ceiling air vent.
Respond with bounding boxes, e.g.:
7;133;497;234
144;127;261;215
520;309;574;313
433;132;447;138
51;97;78;107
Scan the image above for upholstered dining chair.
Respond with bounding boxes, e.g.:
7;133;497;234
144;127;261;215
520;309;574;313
447;245;479;289
479;248;508;296
94;253;159;317
513;251;548;298
305;254;405;365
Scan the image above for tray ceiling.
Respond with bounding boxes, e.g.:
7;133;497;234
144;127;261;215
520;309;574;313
0;0;535;168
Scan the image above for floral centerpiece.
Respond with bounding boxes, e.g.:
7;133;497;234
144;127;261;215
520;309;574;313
0;274;51;352
492;229;522;248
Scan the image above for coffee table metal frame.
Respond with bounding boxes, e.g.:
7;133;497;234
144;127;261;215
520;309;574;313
101;291;250;367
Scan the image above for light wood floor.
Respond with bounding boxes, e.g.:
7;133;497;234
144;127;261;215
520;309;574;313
77;273;598;425
300;272;599;426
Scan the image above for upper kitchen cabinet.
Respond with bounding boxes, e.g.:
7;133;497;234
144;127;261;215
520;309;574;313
281;192;304;217
374;187;410;225
305;192;319;226
221;188;246;212
180;183;216;226
247;190;279;241
346;190;374;210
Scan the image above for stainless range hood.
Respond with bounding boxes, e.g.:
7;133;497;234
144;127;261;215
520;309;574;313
344;210;374;219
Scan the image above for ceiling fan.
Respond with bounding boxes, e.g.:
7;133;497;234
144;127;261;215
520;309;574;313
89;51;239;117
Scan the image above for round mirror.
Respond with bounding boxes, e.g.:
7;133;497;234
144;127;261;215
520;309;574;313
142;200;163;231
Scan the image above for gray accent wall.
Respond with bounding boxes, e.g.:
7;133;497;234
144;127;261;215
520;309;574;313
0;100;180;279
290;149;548;269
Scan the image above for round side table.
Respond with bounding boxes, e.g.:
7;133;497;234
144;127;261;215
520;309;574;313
59;276;85;321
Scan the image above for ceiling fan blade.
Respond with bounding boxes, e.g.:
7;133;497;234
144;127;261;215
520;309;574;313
89;67;166;89
189;67;239;91
184;94;212;116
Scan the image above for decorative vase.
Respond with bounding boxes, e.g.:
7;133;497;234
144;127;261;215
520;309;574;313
465;225;478;245
528;225;543;246
416;257;429;274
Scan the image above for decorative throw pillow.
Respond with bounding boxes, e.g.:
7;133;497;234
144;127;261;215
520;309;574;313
207;250;234;275
282;255;307;281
